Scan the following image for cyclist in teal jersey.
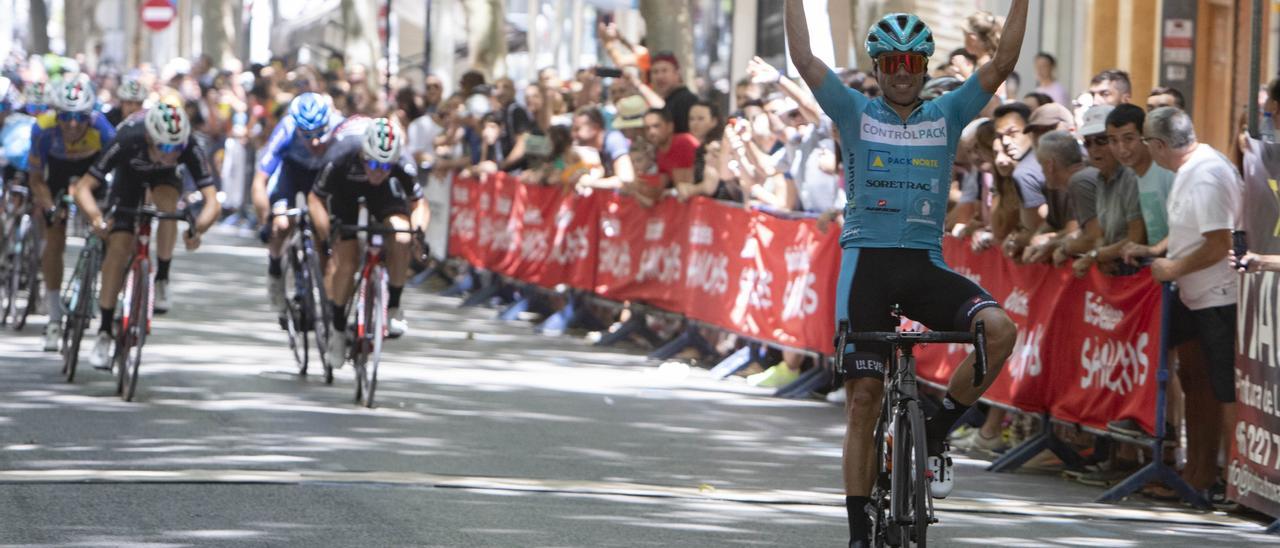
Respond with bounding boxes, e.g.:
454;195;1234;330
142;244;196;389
785;2;1028;546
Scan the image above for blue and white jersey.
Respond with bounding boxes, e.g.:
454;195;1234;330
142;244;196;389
814;69;992;251
257;113;345;188
1;113;35;171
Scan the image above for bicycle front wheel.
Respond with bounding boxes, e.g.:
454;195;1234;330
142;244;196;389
304;241;332;384
899;400;930;547
119;259;149;402
15;224;40;331
359;266;386;408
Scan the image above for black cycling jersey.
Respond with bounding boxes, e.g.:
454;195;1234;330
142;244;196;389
88;115;214;232
312;118;423;236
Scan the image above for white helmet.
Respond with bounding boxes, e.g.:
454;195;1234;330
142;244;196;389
117;77;148;103
361;117;403;164
23;81;49;106
144;103;191;147
51;76;95;113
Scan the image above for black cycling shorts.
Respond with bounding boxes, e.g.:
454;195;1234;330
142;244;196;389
835;247;1000;381
107;173;184;233
323;179;413;240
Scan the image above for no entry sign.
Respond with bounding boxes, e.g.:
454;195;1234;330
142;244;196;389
141;0;176;31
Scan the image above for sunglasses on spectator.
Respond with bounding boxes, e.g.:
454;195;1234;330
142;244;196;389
57;111;90;123
1084;135;1110;147
876;52;928;75
156;142;185;154
366;159;393;172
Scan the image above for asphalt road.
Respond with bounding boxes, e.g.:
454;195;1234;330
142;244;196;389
0;228;1273;547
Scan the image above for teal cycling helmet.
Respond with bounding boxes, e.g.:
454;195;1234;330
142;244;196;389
865;13;935;59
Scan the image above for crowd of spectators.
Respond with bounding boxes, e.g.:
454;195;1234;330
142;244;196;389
14;6;1280;509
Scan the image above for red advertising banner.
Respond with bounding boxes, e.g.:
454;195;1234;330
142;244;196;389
914;238;1162;433
593;193;692;314
1229;271;1280;519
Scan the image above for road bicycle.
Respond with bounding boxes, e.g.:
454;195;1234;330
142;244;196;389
335;222;423;408
109;205;195;402
270;201;333;384
836;308;987;548
0;184;42;330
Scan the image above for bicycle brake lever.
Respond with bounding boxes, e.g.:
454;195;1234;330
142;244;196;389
973;320;987;387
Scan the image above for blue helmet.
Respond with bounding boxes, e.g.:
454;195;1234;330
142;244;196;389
289;92;330;132
865;13;935;59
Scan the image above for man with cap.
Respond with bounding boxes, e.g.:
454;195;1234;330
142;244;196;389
1025;102;1076;144
627;51;700;134
1069;104;1144;277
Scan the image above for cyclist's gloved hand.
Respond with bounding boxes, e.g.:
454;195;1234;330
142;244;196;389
42;207;57;227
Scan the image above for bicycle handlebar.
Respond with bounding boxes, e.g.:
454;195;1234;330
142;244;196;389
107;205;198;238
837;320;989;387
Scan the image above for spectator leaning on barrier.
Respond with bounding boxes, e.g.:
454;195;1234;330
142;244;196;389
1071;105;1144;277
949;118;996;237
1129;106;1243;505
1036;130;1099;260
677;100;726;200
1106;104;1177;250
1089;69;1131;107
1146;86;1185;112
572;106;635;193
1033;52;1068;105
996;101;1076;262
643;107;698;199
423;73;445;114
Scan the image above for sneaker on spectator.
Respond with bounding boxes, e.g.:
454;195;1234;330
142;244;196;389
746;363;800;388
1207;480;1240;512
826;387;846;404
1106;418;1149;438
1075;462;1134;487
949;425;977;444
953;430;1008;455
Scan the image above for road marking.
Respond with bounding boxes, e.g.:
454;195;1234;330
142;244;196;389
0;468;1261;530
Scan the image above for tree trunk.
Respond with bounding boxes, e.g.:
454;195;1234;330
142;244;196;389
201;0;240;69
64;0;102;69
341;0;381;70
639;0;694;89
462;0;506;78
29;0;51;54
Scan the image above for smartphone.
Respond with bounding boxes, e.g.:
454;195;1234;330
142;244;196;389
1233;230;1249;258
594;67;624;79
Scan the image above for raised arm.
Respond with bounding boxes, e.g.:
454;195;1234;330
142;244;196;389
784;0;832;90
976;0;1029;94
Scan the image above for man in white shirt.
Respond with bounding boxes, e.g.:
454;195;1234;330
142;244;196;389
1128;106;1243;506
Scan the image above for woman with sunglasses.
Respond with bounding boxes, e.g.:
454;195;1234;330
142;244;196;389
785;1;1030;546
73;103;222;369
28;76;118;352
251;92;343;315
307;117;428;370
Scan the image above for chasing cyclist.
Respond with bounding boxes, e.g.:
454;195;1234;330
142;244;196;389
307;117;428;370
74;103;221;368
28;76;117;351
0;77;34;194
251;92;343;315
785;2;1026;546
106;76;149;127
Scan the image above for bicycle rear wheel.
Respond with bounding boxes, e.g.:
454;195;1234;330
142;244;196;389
118;259;149;402
1;217;27;326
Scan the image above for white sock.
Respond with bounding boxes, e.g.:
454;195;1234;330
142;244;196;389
46;291;62;324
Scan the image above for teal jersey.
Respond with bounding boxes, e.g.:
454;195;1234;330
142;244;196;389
814;69;992;250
